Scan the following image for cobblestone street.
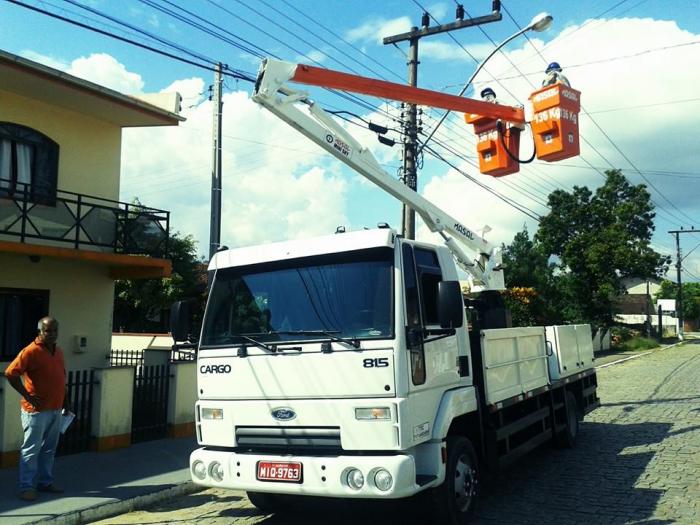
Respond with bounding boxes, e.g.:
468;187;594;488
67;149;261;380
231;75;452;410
94;342;700;525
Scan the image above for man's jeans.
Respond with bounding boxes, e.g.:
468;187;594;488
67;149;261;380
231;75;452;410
19;409;61;491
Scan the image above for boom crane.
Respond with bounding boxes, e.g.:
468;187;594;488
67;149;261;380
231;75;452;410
251;59;520;291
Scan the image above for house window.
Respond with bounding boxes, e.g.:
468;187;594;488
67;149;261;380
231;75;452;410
0;288;49;361
0;122;59;204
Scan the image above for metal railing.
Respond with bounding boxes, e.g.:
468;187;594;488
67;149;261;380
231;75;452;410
132;364;171;443
57;369;98;456
0;179;169;257
107;348;145;367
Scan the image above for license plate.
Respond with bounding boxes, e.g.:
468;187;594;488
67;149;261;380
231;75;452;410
256;461;303;483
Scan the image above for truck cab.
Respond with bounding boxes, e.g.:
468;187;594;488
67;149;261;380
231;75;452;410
185;227;477;501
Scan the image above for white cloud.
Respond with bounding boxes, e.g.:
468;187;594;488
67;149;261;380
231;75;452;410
20;50;69;71
121;89;347;256
420;41;495;62
69;53;145;93
346;16;412;44
19;51;145;94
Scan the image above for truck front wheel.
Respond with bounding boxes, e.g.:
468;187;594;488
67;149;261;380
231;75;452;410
427;436;479;524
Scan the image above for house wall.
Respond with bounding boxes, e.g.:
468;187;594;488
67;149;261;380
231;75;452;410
0;252;114;370
0;89;121;199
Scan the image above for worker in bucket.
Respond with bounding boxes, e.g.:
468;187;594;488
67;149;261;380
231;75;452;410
542;62;570;87
480;87;498;103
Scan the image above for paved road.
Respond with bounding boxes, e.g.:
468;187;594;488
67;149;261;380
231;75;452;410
93;342;700;525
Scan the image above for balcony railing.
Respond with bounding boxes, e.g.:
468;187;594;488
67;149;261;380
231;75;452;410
0;179;169;257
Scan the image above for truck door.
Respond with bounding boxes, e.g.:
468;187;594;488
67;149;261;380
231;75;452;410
401;243;460;392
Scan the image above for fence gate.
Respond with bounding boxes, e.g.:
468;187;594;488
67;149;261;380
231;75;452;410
57;369;97;456
131;364;171;443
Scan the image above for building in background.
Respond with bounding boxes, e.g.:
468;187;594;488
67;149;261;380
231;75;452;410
0;49;184;370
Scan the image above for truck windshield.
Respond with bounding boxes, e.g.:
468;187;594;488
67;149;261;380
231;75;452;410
201;247;394;348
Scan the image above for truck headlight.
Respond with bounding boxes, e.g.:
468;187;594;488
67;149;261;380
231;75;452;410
202;408;224;420
345;468;365;490
209;461;224;482
373;469;393;491
192;460;206;480
355;407;391;420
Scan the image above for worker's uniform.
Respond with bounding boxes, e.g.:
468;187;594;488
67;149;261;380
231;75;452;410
5;340;66;491
542;70;571;87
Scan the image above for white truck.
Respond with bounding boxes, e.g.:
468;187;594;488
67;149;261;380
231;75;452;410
171;59;599;524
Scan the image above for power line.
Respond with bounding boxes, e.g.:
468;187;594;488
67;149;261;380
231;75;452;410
5;0;255;81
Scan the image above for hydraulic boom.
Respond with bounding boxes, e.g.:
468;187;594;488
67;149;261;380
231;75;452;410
252;58;509;291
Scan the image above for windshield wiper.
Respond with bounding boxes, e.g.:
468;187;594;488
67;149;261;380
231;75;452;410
272;330;361;349
233;334;301;357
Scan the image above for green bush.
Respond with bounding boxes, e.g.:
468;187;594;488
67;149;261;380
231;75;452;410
610;325;639;344
617;336;658;352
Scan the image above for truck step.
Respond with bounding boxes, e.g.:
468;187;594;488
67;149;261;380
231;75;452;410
416;475;437;487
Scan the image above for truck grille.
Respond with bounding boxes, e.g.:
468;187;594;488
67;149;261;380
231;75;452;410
235;426;341;451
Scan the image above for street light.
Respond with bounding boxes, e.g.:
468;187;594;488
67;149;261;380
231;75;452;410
418;12;553;155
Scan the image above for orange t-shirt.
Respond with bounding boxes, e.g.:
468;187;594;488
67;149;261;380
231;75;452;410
4;338;66;413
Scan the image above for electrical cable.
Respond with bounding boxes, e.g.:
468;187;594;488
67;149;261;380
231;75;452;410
5;0;255;81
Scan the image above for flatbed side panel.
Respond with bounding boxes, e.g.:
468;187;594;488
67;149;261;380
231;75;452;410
480;327;549;405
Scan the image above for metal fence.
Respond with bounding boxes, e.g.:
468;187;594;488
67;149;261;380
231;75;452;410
108;348;144;367
131;364;171;444
57;369;97;456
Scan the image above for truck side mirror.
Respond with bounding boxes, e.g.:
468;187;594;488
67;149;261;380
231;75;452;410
438;281;464;329
170;300;192;343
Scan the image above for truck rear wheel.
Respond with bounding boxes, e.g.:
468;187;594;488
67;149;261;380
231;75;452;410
426;436;479;524
246;491;290;514
557;391;579;448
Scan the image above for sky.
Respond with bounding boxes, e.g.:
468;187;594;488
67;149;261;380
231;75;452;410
1;0;700;282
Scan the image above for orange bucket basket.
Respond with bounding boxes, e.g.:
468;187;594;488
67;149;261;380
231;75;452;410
529;84;581;162
464;113;520;177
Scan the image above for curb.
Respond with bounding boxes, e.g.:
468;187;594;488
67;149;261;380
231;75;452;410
595;340;685;370
30;481;200;525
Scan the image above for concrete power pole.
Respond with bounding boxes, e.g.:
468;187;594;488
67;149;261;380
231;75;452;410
383;5;503;239
209;63;223;260
675;231;683;340
668;227;700;341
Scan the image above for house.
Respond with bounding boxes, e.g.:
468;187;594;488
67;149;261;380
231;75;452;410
614;278;677;336
0;49;184;370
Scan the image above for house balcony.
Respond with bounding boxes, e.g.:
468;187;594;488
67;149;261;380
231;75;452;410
0;179;172;279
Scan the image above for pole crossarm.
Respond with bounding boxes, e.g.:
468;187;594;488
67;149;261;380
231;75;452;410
289;63;525;123
382;12;502;44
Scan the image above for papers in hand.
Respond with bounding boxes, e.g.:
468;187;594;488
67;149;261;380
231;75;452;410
60;411;75;434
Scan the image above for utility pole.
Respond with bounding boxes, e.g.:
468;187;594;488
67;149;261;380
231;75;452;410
383;3;503;239
209;62;223;260
668;227;700;340
645;279;651;337
675;231;683;340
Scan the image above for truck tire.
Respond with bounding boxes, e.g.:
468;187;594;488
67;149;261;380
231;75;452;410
557;391;579;449
426;436;479;524
246;491;290;514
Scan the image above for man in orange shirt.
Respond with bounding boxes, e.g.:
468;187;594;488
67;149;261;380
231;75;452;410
4;316;68;501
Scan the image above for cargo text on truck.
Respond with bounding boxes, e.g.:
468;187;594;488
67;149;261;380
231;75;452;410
171;47;595;525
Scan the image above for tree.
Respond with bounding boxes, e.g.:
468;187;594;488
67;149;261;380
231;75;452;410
113;232;206;333
536;170;670;328
502;227;565;325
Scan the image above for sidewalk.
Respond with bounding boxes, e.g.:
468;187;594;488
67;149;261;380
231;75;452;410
593;338;684;368
0;436;199;525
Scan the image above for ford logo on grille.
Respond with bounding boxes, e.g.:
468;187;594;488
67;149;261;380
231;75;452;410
271;407;297;421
